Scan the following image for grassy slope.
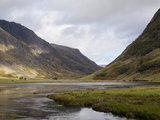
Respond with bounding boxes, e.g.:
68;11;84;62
0;77;122;83
0;20;101;79
0;28;40;78
48;86;160;120
51;44;101;75
84;9;160;81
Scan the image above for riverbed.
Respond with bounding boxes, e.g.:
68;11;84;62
0;82;158;120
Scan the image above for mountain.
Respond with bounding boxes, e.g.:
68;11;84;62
86;9;160;81
51;44;100;74
0;20;101;79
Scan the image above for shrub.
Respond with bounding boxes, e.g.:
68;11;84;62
95;73;107;78
137;60;160;72
118;65;131;74
52;77;58;80
18;76;27;80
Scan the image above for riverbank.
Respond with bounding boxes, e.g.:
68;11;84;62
48;85;160;120
1;76;155;83
0;83;124;120
0;77;126;83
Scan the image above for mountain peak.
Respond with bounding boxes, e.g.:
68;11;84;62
0;20;101;78
87;9;160;81
117;8;160;59
157;8;160;14
0;19;40;44
148;8;160;26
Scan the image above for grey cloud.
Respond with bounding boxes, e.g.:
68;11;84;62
44;0;160;24
0;0;159;64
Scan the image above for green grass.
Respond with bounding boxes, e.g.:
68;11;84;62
0;112;24;119
0;76;124;83
85;9;160;81
48;86;160;120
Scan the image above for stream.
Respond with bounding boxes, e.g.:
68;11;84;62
0;82;158;120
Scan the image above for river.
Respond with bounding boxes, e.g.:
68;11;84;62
0;82;158;120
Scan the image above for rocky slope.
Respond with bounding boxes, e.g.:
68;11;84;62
87;9;160;81
0;20;101;79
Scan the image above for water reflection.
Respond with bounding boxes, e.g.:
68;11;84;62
0;83;149;120
15;95;129;120
45;108;130;120
1;82;159;86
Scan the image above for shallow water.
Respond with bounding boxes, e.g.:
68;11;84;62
0;82;157;120
0;81;157;86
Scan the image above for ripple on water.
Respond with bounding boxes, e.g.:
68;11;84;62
42;108;132;120
0;83;141;120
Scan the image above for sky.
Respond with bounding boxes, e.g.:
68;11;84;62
0;0;160;65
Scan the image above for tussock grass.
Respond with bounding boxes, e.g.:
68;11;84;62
48;86;160;120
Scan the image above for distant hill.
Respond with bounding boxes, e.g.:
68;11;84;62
0;20;101;79
85;9;160;81
99;65;106;68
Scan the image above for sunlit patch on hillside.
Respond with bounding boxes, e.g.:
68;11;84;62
0;64;39;78
12;64;39;78
0;44;15;52
0;65;16;76
31;48;45;56
30;48;48;56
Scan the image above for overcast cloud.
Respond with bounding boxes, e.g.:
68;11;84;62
0;0;160;64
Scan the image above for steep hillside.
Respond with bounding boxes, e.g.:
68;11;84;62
51;44;100;74
0;20;101;79
0;27;39;78
89;9;160;81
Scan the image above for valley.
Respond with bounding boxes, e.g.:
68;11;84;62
0;82;158;120
0;2;159;120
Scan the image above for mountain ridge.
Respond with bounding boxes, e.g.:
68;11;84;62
85;8;160;81
0;20;101;79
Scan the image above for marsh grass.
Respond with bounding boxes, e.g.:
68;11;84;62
48;86;160;120
0;77;124;83
0;112;24;119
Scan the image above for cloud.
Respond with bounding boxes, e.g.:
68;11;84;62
0;0;160;64
43;0;160;24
